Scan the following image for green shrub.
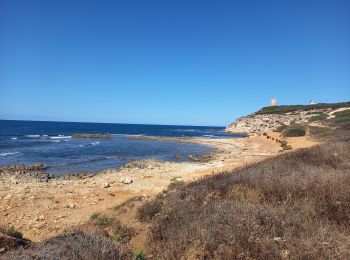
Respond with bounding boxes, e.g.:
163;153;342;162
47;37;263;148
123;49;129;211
97;216;114;227
134;248;146;260
110;221;132;244
90;213;99;220
308;113;328;122
168;177;185;189
279;140;288;146
283;125;306;137
334;110;350;118
283;145;293;150
1;226;23;239
256;102;350;114
276;124;287;132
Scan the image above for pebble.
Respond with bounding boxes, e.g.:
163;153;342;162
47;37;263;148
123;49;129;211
121;176;133;184
101;183;110;188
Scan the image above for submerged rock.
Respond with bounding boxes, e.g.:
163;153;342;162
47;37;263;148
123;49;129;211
71;134;112;139
2;163;47;171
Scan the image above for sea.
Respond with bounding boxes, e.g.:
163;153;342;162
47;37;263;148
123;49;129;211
0;120;245;175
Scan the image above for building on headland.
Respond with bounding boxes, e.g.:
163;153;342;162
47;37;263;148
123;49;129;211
309;100;317;105
270;98;277;106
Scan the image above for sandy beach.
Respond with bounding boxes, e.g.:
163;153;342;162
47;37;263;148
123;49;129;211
0;134;318;242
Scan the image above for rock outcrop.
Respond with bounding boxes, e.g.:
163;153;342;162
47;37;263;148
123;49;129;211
225;106;350;135
225;113;306;135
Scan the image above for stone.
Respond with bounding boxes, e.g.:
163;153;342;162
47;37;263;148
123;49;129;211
101;183;110;188
121;176;133;184
66;202;76;209
273;237;283;242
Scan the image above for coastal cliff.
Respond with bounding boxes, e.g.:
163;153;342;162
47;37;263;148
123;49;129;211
225;102;350;135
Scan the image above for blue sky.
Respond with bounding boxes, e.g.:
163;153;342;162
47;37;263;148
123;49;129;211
1;0;349;126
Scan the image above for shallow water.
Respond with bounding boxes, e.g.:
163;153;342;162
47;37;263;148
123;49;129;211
0;120;245;174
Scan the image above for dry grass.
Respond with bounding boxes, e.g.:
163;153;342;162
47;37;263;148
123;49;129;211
138;140;350;259
2;228;131;260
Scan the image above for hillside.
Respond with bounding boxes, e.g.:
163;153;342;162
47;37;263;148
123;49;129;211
225;102;350;135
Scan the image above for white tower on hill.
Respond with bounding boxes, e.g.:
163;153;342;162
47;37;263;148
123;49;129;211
270;98;277;106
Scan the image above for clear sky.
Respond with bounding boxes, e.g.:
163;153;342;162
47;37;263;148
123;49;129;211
1;0;349;126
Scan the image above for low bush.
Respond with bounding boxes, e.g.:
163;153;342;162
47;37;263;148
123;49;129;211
96;215;114;227
276;124;287;132
168;177;185;189
308;112;328;122
283;144;293;150
137;198;162;222
0;226;23;239
3;229;130;259
256;102;350;114
282;124;306;137
334;109;350;119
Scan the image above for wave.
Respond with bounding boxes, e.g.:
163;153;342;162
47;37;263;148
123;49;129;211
11;137;18;140
174;129;195;132
50;135;72;139
78;141;100;147
0;151;22;156
25;135;41;138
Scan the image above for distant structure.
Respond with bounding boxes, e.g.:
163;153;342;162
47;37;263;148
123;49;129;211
309;100;317;105
270;98;277;106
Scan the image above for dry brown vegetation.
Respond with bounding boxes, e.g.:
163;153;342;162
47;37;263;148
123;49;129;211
2;228;131;260
138;139;350;259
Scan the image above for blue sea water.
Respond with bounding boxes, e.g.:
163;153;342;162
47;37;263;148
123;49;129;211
0;120;245;175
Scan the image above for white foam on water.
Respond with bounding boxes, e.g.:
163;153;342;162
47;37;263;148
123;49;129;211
202;134;216;138
11;137;18;140
0;151;21;156
25;135;40;138
50;135;72;139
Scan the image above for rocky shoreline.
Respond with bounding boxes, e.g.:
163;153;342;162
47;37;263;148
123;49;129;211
0;135;285;243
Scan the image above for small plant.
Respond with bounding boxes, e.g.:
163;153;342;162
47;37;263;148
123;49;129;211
110;221;132;244
276;124;287;132
283;145;293;150
90;213;99;220
168;177;185;189
134;248;146;260
137;199;162;221
97;216;114;227
279;140;288;146
2;226;23;239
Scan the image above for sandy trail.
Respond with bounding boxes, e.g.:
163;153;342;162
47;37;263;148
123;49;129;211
0;135;291;242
